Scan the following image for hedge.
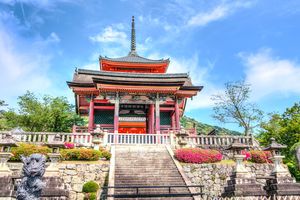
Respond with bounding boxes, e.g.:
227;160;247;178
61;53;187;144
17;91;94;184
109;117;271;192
175;148;222;163
10;143;51;161
9;143;111;161
60;149;102;161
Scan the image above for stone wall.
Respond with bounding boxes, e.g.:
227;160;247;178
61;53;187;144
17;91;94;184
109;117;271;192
8;161;109;200
182;163;275;198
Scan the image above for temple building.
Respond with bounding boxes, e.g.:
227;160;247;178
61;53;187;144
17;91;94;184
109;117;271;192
67;17;202;134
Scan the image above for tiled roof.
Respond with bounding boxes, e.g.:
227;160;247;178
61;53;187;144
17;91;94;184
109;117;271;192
100;55;169;64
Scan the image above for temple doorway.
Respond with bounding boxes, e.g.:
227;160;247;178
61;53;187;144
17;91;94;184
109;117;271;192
118;104;147;134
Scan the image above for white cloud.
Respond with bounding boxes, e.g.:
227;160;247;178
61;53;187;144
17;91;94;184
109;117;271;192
48;32;60;43
241;48;300;99
187;1;254;27
90;26;128;47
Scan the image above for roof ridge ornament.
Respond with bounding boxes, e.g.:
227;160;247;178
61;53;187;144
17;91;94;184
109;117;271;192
129;16;137;56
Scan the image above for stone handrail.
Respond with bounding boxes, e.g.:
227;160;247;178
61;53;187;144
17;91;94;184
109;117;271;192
0;131;93;147
187;134;254;148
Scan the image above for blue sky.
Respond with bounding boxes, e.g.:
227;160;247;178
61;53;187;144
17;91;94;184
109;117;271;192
0;0;300;132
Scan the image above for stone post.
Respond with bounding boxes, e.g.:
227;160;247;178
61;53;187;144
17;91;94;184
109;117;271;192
45;134;64;176
103;130;108;146
169;130;175;148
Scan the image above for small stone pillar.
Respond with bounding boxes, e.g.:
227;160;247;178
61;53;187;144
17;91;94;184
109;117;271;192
45;134;65;176
169;130;175;148
223;138;266;197
0;133;18;198
264;138;300;197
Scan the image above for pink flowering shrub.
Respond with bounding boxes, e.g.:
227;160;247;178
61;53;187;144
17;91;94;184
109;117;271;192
64;142;75;149
249;150;272;163
175;148;222;164
241;150;251;161
241;150;272;163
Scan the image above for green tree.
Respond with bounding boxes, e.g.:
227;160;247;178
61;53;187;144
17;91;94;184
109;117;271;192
211;81;263;135
3;91;84;132
0;100;9;130
258;103;300;181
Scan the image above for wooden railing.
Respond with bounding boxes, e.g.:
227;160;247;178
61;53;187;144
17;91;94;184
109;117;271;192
187;135;254;147
106;133;173;145
0;131;93;147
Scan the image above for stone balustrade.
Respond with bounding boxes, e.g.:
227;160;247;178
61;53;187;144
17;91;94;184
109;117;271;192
187;135;255;148
0;131;93;147
0;130;260;149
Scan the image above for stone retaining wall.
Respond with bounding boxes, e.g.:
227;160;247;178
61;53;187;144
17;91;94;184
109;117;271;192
182;163;276;198
8;161;109;200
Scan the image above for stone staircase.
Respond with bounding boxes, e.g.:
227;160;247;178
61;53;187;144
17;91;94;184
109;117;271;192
113;145;193;200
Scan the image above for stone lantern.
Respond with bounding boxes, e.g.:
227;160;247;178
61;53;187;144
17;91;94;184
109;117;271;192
0;132;18;176
223;138;266;197
264;138;300;197
264;138;288;174
227;138;249;174
91;124;104;150
175;127;189;147
45;134;65;176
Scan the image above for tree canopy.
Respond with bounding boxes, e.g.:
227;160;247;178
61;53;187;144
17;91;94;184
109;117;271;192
1;91;84;132
258;102;300;181
211;81;263;135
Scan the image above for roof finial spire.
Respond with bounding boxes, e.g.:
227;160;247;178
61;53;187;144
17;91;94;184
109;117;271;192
129;16;137;56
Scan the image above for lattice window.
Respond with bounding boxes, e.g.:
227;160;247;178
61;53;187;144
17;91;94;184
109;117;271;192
94;110;114;124
160;111;171;125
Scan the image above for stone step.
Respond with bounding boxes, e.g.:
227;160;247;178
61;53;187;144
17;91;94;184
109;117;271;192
114;197;193;200
114;188;191;194
114;171;179;175
114;145;191;199
115;178;184;183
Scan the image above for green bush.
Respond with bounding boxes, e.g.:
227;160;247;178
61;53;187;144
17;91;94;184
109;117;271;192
60;149;102;161
10;143;51;161
82;181;99;193
99;148;111;160
84;192;97;200
287;162;300;182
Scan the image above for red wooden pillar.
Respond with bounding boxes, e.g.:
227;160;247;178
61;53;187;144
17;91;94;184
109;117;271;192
171;112;176;130
175;98;180;130
149;104;155;134
155;94;160;134
88;96;94;132
114;93;120;133
147;106;151;134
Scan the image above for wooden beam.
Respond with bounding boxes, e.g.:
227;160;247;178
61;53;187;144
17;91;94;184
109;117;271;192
94;106;114;110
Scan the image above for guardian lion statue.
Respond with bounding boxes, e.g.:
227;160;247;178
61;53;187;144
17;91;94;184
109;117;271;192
16;154;46;200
